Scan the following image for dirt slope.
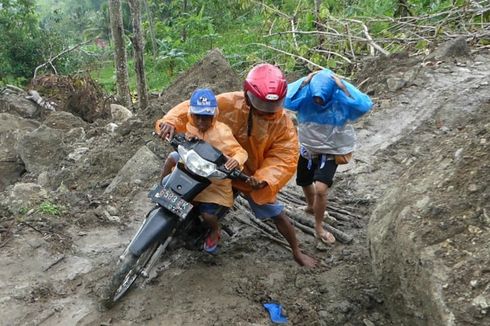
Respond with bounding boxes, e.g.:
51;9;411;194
0;46;488;326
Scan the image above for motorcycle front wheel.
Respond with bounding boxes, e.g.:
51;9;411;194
103;241;159;306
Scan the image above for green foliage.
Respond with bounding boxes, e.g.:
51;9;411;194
3;0;488;91
38;201;61;216
0;0;101;84
0;0;45;80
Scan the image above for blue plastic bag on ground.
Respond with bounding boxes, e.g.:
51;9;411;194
263;302;288;324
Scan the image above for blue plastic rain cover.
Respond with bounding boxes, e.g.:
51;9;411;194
284;69;373;127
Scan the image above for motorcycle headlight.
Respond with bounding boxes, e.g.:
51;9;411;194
177;145;226;178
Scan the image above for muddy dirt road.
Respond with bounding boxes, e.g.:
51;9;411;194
1;48;489;325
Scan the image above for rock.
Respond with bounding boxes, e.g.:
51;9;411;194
335;300;354;313
387;77;407;92
0;91;40;118
145;48;242;123
472;291;489;312
104;145;161;194
105;122;118;134
43;111;87;131
427;37;471;60
6;183;48;212
363;319;375;326
67;147;90;162
0;113;40;190
37;172;50;187
110;104;133;123
17;125;67;174
116;118;143;136
318;310;329;319
106;215;121;223
106;205;119;216
454;148;463;160
64;127;86;144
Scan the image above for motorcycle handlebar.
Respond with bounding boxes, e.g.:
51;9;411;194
155;132;251;182
228;169;250;182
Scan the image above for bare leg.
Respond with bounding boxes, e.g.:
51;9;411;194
273;213;317;267
160;156;177;180
313;181;335;244
301;184;315;214
201;212;220;242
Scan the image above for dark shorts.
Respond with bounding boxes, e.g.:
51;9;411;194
296;155;338;188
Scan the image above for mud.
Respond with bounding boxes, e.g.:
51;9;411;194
0;47;489;325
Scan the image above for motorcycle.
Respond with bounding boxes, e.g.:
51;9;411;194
102;133;249;306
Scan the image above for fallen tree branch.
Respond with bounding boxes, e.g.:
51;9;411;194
43;255;65;272
252;0;291;19
290;219;315;236
234;198;291;251
279;189;360;223
34;38;95;78
1;84;24;94
251;43;325;70
345;18;389;56
323;223;353;244
314;48;352;64
328;204;363;220
286;210;353;244
284;206;339;226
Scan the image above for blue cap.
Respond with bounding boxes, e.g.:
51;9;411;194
189;88;217;115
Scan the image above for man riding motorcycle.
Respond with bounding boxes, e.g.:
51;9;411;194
156;63;316;267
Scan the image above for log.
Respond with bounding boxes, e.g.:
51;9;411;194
284;206;339;226
290;219;315;236
324;224;353;244
287;209;353;244
328;204;363;220
233;213;290;251
233;197;290;250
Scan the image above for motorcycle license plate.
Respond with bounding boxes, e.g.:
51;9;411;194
150;187;193;219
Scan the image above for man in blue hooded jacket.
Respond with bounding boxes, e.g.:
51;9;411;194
284;69;373;245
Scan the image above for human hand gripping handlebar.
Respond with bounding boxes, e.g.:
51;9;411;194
154;132;250;182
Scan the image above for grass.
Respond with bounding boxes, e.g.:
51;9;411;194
38;201;61;216
88;15;270;94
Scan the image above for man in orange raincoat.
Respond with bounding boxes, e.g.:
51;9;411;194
156;64;316;267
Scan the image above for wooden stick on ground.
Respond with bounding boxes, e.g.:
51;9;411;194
234;198;291;251
234;214;291;251
284;206;339;226
286;208;353;244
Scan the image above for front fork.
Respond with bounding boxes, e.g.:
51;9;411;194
140;228;176;278
119;205;159;262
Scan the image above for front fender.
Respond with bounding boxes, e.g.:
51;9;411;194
129;207;178;256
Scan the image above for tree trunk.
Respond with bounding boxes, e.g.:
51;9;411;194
108;0;131;108
143;0;157;59
128;0;149;110
313;0;325;49
181;0;187;42
395;0;413;17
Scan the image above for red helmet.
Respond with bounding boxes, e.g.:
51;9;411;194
243;63;287;113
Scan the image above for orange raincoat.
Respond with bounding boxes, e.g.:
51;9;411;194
162;104;247;208
156;91;298;205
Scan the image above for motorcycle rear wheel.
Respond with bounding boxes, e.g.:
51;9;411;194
104;241;159;305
